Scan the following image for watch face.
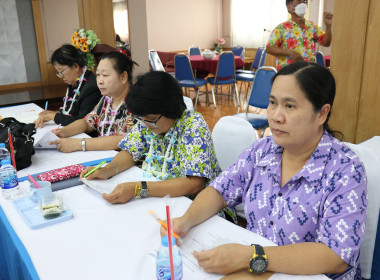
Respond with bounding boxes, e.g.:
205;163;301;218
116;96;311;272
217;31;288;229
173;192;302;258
250;257;268;273
140;188;149;197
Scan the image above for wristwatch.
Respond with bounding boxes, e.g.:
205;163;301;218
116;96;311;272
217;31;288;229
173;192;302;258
249;244;268;274
81;138;86;152
139;181;149;197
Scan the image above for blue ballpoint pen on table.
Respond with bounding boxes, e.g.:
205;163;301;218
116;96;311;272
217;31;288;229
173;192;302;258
45;101;48;111
82;160;107;179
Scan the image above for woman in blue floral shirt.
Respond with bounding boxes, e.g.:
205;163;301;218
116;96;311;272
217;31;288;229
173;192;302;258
81;71;221;203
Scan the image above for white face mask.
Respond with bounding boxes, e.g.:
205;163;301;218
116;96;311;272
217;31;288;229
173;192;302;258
294;3;307;17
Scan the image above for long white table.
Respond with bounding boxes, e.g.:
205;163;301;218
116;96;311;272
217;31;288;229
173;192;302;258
0;103;330;279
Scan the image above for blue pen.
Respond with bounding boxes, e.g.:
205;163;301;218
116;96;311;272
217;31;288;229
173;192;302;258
45;101;48;111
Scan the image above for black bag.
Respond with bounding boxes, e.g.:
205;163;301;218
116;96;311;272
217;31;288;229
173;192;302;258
0;117;36;170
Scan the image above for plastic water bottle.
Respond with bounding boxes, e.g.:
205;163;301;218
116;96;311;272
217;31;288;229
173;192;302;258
0;143;10;168
156;236;183;280
0;159;19;200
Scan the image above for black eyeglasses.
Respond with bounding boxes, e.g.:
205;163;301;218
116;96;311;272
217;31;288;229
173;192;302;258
135;114;163;128
56;67;69;79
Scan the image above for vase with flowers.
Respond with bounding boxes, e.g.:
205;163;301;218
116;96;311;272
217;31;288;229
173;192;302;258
214;37;225;53
71;28;100;70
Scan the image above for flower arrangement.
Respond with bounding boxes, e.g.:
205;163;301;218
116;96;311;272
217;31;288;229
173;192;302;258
71;28;100;70
214;37;225;53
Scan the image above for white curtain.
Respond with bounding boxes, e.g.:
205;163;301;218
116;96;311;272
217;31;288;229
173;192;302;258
0;0;27;85
231;0;288;48
113;1;129;43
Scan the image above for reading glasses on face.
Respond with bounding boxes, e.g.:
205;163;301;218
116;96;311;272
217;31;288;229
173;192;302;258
56;67;69;79
135;114;163;128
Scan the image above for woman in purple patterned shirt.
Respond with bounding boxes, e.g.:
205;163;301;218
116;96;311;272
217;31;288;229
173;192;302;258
169;62;367;280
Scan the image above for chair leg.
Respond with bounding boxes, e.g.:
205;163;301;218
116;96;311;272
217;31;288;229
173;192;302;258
194;87;200;110
210;85;217;108
234;83;240;107
205;84;209;106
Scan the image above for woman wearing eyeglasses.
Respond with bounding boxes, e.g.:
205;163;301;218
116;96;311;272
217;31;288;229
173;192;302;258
80;71;221;203
34;44;102;128
49;51;136;153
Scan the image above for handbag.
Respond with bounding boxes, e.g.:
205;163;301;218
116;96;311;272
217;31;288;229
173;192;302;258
0;117;36;170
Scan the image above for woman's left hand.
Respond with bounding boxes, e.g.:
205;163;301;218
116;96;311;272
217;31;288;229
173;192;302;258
193;244;252;275
102;182;135;204
34;110;58;128
50;138;81;153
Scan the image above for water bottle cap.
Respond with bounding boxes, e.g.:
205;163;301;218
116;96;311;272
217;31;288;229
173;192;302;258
1;159;11;165
161;235;176;247
0;143;5;148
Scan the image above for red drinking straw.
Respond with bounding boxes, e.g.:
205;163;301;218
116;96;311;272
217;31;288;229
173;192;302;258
166;205;175;280
27;174;41;189
8;131;16;171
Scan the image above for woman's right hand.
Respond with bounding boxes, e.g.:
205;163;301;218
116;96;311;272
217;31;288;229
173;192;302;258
79;165;113;181
52;128;65;138
160;216;192;245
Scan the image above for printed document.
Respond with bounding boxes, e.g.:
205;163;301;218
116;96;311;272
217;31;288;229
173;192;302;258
81;166;157;194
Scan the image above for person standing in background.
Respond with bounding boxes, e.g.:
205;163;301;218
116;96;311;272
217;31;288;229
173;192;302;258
266;0;333;70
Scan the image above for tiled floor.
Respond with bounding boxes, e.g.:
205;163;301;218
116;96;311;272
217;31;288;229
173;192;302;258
0;83;266;132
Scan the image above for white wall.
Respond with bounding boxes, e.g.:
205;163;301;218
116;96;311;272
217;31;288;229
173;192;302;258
146;0;221;51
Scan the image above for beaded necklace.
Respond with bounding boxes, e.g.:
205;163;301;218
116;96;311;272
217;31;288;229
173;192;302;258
60;66;87;116
99;96;124;137
142;128;177;180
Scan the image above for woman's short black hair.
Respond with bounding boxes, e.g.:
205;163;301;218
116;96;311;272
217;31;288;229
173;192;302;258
99;51;136;84
51;44;86;68
272;61;342;139
126;71;186;119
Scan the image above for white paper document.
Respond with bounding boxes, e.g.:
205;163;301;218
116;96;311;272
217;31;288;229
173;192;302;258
81;166;157;194
34;131;60;149
150;215;275;280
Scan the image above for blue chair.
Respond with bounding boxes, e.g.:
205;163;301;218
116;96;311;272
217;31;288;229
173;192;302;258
175;53;208;110
206;52;240;108
234;66;277;136
236;47;267;93
148;49;165;71
232;45;245;61
188;45;201;56
316;51;325;67
236;47;266;75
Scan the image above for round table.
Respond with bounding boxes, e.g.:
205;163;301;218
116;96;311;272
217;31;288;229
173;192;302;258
189;55;245;74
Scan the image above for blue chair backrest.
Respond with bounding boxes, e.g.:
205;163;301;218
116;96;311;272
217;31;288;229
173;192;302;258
174;54;194;81
316;51;325;67
149;49;165;71
246;66;277;111
251;48;266;70
232;45;244;60
215;52;235;79
189;46;201;56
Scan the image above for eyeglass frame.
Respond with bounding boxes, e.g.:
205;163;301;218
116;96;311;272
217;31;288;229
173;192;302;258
56;67;69;79
134;114;163;128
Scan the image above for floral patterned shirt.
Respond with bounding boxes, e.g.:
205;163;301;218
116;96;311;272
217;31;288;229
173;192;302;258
85;97;134;137
211;132;367;280
267;19;325;70
119;110;221;182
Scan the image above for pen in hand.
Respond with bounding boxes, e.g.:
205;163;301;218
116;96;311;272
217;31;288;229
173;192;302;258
54;124;61;133
82;160;107;179
148;210;180;241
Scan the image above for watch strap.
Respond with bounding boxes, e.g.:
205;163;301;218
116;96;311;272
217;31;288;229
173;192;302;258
253;244;265;256
81;138;86;152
